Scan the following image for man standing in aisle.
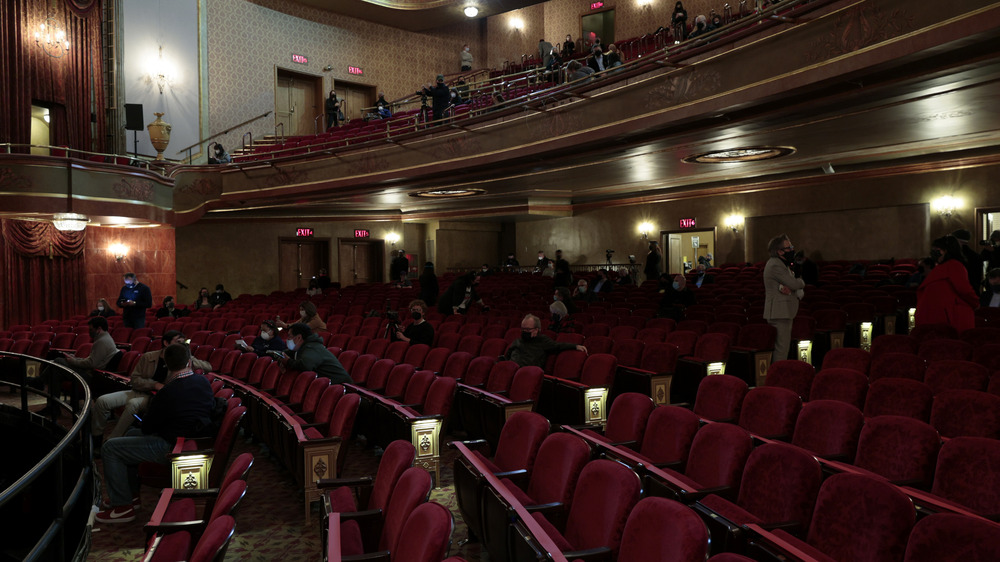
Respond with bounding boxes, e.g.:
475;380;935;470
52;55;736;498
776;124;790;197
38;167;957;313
763;234;804;362
117;272;152;328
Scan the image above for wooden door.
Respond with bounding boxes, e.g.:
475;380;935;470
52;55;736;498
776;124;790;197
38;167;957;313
279;239;329;291
333;82;375;122
668;234;682;275
338;239;382;287
276;77;293;138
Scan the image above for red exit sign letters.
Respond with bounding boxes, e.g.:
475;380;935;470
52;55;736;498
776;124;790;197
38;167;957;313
354;229;370;238
348;66;363;75
291;53;308;64
591;1;604;9
296;228;314;237
679;218;697;228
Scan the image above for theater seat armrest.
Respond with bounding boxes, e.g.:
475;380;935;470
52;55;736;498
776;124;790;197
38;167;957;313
283;402;303;411
299;421;328;431
493;469;528;489
561;546;613;562
167;448;213;460
745;524;835;562
273;394;290;403
651;460;684;470
566;423;602;433
306;435;344;447
143;519;207;535
170;488;221;499
609;439;639;450
524;501;563;515
317;476;373;489
337;508;382;525
759;520;803;534
679;484;733;503
296;412;316;423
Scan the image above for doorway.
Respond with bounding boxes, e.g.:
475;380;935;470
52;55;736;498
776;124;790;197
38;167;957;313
332;80;377;125
665;229;716;274
278;238;329;292
338;239;384;287
581;8;616;49
276;68;324;136
30;104;52;156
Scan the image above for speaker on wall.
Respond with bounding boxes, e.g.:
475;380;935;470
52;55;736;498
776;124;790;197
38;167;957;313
124;104;144;131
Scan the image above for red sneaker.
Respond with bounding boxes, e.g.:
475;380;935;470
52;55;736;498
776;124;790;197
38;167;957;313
100;496;140;510
95;505;135;524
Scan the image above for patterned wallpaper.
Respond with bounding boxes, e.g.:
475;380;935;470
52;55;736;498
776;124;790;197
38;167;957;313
206;0;732;150
206;0;481;152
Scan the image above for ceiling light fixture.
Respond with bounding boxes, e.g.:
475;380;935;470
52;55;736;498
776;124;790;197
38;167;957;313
51;212;89;232
464;6;479;17
684;146;794;163
410;188;486;198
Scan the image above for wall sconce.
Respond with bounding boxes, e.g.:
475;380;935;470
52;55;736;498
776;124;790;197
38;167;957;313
385;232;400;246
35;12;70;58
638;222;654;240
464;5;479;17
724;214;744;233
637;0;653;6
109;243;129;262
931;195;959;217
511;17;524;30
146;45;172;95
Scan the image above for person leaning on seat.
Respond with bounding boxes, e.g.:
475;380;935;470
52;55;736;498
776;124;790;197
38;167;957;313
504;313;586;368
277;323;351;384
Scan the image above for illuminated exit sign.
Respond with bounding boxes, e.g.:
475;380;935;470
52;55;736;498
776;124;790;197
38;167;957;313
291;53;308;64
296;228;314;237
679;218;697;228
348;66;364;75
354;229;370;238
591;1;604;9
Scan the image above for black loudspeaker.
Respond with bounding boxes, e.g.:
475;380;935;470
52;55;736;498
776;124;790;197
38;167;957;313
124;104;144;131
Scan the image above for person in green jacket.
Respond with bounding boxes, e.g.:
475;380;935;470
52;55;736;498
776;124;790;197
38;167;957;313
279;323;351;384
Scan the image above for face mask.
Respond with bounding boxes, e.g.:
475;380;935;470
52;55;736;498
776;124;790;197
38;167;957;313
521;330;534;341
260;331;272;341
781;249;796;264
672;281;681;290
930;249;943;262
482;267;488;271
97;306;104;311
287;338;296;351
578;286;586;293
553;295;559;301
464;47;469;52
216;290;222;294
300;310;307;318
167;302;174;309
411;311;422;321
201;293;208;298
125;281;134;287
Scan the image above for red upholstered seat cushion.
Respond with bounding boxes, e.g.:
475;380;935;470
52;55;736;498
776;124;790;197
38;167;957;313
339;519;365;556
325;486;358;513
531;512;574;551
303;426;323;440
771;529;837;562
162;498;196;523
500;477;535;506
149;531;193;562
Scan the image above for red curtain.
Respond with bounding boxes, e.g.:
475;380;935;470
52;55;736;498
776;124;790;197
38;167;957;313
0;219;88;327
0;0;105;153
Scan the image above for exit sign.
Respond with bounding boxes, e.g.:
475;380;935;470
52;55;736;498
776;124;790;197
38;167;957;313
348;66;363;75
591;1;604;9
679;218;697;228
354;229;370;238
296;228;314;237
291;53;308;64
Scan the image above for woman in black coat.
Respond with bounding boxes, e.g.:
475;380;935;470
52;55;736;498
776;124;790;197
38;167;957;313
419;262;440;307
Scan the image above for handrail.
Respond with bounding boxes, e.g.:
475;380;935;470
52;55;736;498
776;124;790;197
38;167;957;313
314;113;324;134
0;143;155;170
274;122;284;144
173;110;272;155
0;351;95;561
241;131;253;152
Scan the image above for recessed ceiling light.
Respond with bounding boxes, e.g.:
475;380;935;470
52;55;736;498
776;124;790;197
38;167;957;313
684;146;795;163
411;188;485;198
464;6;479;17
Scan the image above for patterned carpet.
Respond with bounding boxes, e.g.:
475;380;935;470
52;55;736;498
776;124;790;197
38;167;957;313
87;431;486;561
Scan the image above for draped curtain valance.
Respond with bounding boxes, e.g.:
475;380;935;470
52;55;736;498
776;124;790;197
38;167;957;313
1;218;86;259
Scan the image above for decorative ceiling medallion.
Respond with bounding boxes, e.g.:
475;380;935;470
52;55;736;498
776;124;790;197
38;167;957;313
684;146;795;163
410;188;486;198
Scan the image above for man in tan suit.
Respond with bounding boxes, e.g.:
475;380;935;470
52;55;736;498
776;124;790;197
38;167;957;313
763;234;805;362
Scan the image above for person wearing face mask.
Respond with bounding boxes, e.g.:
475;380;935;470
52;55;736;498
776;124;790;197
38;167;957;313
92;330;211;443
34;316;120;417
116;272;152;328
278;323;350;384
504;314;587;368
915;235;979;332
193;287;214;310
248;320;287;355
479;264;494;276
210;284;232;309
156;296;178;319
562;35;576;59
275;300;327;332
325;90;343;129
763;234;805;362
89;298;116;318
535;250;548;272
460;44;473;71
658;274;695;320
572;279;595;302
504;253;520;271
394;300;434;346
981;268;1000;308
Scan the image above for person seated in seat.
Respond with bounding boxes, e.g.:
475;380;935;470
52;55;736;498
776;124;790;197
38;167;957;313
192;287;213;310
34;316;120;416
592;269;614;294
96;343;216;524
572;278;596;302
92;330;212;443
210;284;232;309
155;295;187;319
658;274;696;320
277;323;350;384
394;300;434;346
693;263;714;288
306;278;322;297
207;144;231;164
89;298;116;318
549;300;575;333
246;319;287;356
276;301;326;332
505;314;586;368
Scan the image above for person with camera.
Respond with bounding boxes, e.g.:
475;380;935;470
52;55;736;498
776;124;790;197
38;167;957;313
393;300;434;346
